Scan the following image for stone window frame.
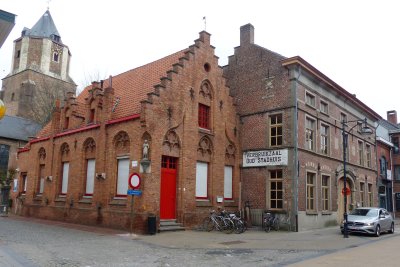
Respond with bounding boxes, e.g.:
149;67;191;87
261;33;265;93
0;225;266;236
366;144;372;168
367;183;373;206
305;91;316;108
320;100;329;115
305;116;316;151
321;174;330;212
320;123;329;155
360;181;365;207
306;171;316;211
358;140;364;166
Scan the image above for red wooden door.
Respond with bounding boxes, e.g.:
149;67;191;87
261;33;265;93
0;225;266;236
160;156;177;219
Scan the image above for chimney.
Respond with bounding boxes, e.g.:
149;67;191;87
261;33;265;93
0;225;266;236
240;24;254;46
387;110;397;124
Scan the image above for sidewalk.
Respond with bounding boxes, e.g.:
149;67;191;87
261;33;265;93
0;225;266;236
5;214;400;252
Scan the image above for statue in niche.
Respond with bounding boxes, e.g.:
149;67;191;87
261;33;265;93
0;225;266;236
143;140;150;160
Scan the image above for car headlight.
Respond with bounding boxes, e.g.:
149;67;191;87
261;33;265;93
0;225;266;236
364;222;374;226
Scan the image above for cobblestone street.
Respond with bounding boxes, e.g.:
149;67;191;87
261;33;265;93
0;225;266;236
0;215;398;266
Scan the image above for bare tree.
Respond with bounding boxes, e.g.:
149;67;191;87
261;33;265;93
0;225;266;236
22;74;75;126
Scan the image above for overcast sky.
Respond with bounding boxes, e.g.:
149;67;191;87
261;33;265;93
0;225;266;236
1;0;399;119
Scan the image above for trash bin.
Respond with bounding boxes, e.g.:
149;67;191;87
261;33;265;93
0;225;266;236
148;214;157;235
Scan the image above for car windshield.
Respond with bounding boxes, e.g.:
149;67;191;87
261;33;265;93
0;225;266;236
350;208;378;217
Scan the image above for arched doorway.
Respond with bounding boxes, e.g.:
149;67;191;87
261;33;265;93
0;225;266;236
337;177;353;223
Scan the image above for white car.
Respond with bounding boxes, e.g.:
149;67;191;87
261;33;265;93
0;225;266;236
340;207;394;237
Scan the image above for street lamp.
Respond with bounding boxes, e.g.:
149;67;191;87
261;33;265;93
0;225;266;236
342;118;373;238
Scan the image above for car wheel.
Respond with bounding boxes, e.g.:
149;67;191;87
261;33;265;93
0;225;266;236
389;222;395;234
375;224;381;237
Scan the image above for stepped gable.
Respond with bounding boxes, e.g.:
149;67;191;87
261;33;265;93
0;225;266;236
76;49;188;119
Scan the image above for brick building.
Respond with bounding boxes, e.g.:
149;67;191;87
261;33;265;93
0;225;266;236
13;31;240;232
223;24;380;231
1;10;76;126
386;110;400;217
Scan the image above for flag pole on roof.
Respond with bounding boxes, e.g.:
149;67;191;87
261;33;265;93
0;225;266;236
203;16;206;31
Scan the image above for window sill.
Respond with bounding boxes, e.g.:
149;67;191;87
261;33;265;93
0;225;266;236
306;211;318;215
224;200;238;207
196;199;212;207
109;198;127;206
78;198;92;204
305;103;316;109
198;128;214;135
54;197;66;203
322;211;332;215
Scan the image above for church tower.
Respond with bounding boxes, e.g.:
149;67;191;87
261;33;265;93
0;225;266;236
1;10;76;125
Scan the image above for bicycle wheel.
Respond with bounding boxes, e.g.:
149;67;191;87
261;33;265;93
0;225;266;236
272;217;280;231
223;217;235;234
234;219;244;234
202;217;214;232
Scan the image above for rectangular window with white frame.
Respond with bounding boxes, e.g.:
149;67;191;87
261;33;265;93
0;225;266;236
196;162;208;199
116;158;129;197
60;162;69;195
321;175;330;211
306;172;316;211
85;159;96;196
320;124;329;155
224;166;233;200
305;91;316;107
306;117;315;150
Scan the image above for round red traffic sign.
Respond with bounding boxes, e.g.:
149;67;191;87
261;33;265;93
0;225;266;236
341;187;351;196
129;173;141;189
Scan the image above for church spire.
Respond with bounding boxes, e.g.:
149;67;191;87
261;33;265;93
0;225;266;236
23;10;62;43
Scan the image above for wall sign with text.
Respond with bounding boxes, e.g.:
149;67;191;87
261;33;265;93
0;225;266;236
243;149;288;167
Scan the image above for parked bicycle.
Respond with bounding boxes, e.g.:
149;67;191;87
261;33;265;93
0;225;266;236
203;209;234;234
262;212;279;232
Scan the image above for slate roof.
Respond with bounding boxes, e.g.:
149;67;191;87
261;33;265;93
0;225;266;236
24;10;62;43
0;115;42;141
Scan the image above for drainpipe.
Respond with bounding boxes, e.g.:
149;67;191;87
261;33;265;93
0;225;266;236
291;65;301;232
389;136;395;217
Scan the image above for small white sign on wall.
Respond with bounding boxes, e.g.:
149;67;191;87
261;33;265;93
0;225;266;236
216;196;223;203
132;161;138;167
243;149;288;167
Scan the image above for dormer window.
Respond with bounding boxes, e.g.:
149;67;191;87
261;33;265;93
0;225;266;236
51;34;60;42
